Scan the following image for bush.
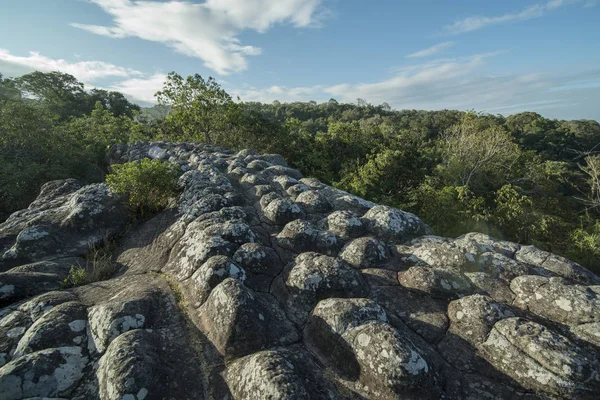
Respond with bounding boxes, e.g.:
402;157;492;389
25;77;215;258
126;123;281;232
106;158;179;217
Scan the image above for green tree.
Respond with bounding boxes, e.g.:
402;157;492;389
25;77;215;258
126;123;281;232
87;89;141;118
156;72;234;143
14;71;88;119
0;73;21;101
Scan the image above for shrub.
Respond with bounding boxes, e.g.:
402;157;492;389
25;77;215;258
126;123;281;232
106;158;179;217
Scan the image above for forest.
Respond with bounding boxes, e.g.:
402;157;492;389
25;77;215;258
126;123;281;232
2;71;600;273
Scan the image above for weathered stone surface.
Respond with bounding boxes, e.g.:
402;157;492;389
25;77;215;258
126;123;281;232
480;317;600;398
225;345;340;400
276;220;342;255
197;278;299;358
516;245;600;285
96;329;162;400
343;321;437;399
0;257;85;307
0;181;129;271
511;275;600;325
320;210;365;239
339;236;389;269
398;266;473;299
304;298;388;378
273;252;369;325
362;205;431;243
370;285;449;343
0;346;88;400
185;255;246;306
1;141;599;400
13;301;88;358
263;198;304;225
294;190;332;213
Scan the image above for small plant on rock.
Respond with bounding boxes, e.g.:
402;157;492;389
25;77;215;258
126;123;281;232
106;158;180;218
61;238;120;288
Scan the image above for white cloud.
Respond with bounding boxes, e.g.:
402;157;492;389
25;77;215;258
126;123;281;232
234;52;600;120
0;48;142;81
71;0;327;75
108;73;168;104
406;42;454;58
445;0;582;34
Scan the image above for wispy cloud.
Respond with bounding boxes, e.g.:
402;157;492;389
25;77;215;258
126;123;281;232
0;49;142;81
406;41;454;58
108;73;168;104
71;0;328;75
0;48;163;104
235;52;600;120
445;0;582;34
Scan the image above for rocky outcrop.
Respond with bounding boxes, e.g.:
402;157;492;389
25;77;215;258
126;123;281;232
0;141;599;399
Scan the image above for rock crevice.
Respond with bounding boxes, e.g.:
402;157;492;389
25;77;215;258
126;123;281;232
1;141;599;399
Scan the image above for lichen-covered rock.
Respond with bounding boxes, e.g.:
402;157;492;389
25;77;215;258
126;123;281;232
294;190;332;213
13;301;88;358
0;257;84;307
304;298;388;378
0;182;129;270
224;345;340;399
398;266;473;299
454;232;521;258
164;227;237;281
1;142;599;400
0;346;88;400
320;210;365;239
88;292;163;354
185;255;246;307
516;245;600;285
197;278;299;358
397;236;477;272
362;205;431;243
480;317;600;398
97;329;160;400
343;321;437;399
273;252;369;325
263;198;304;225
276;220;341;255
511;275;600;325
339;236;389;269
370;286;449;343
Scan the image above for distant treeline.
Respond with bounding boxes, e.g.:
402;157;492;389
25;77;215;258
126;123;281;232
2;71;600;272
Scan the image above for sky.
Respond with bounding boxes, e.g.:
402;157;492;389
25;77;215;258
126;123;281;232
1;0;599;120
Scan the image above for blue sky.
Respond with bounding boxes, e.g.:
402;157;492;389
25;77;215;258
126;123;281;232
1;0;599;120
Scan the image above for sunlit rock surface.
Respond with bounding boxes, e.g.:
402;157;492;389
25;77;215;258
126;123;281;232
0;141;599;399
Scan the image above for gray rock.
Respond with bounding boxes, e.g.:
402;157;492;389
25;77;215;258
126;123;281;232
304;298;388;378
320;210;365;239
13;302;88;357
277;220;341;255
263;198;304;225
225;345;340;399
0;346;88;400
343;321;437;399
516;245;600;285
273;252;369;325
398;266;473;299
294;190;332;213
481;317;600;398
362;205;431;243
0;182;129;270
511;275;600;325
197;278;299;358
339;237;389;269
